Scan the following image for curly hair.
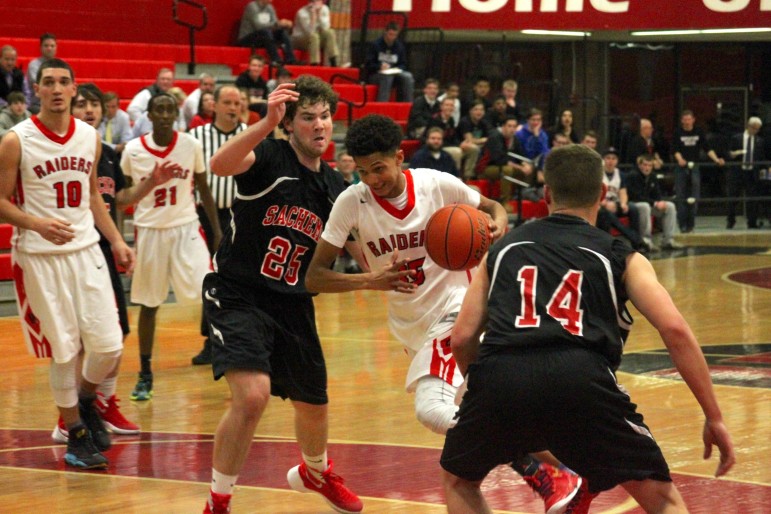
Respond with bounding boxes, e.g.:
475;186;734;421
344;114;402;157
282;74;338;133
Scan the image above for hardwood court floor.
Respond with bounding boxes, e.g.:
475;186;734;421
0;228;768;513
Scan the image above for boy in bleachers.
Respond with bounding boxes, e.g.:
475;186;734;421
26;33;57;113
0;91;31;139
365;21;415;102
291;0;339;66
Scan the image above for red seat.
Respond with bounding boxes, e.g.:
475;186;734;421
508;200;549;219
0;224;13;251
401;139;421;162
0;254;13;281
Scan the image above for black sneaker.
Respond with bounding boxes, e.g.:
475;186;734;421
79;395;111;452
64;424;108;469
130;373;154;401
191;339;212;365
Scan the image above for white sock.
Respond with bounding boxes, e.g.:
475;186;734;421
302;451;328;479
211;468;238;495
97;376;117;399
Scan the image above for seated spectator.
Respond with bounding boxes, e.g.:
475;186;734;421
437;81;461;126
516;108;550;161
235;55;269;116
485;95;508;128
127;68;174;122
237;0;296;65
581;130;599;150
238;88;261;126
183;73;216;127
291;0;339;66
336;152;360;185
597;147;647;252
461;76;492;116
266;67;293;94
0;46;33;109
425;97;464;174
409;127;459;177
501;79;523;122
549;109;580;144
624;118;664;169
457;100;492;178
26;33;57;113
365;21;415;102
0;91;31;139
475;115;535;206
189;92;215;130
626;154;683;250
132;87;187;138
406;78;440;139
100;91;133;153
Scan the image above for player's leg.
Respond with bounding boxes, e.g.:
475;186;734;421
132;305;158;401
621;479;688;513
414;375;459;434
443;471;492;514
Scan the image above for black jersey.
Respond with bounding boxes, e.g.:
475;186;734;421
96;143;126;246
213;138;345;295
481;214;634;369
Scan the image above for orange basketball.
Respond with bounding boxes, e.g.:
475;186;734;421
425;204;491;271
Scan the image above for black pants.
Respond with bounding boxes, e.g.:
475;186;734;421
238;28;295;63
726;167;761;227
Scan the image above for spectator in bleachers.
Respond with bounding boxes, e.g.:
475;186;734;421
476;115;533;206
672;109;724;233
365;21;415;102
0;91;30;139
485;95;508;128
437;81;461;126
461;76;492;116
597;147;647;252
516;108;550;161
183;73;216;128
581;130;599;150
501;79;523;122
266;66;293;94
624;118;664;170
627;154;682;250
237;0;297;65
99;92;132;154
26;33;57;114
238;88;261;126
548;109;580;145
425;97;465;175
131;86;187;138
406;78;440;139
727;117;766;229
291;0;339;67
336;152;360;185
188;92;215;130
0;46;33;109
235;55;269;116
127;67;174;122
457;100;492;179
410;127;459;177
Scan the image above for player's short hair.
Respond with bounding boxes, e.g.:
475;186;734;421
344;114;403;157
75;83;105;114
544;145;603;208
147;91;177;112
36;58;74;84
282;75;338;134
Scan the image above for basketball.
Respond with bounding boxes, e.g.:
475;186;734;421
425;204;491;271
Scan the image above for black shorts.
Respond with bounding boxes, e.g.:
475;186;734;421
440;345;671;493
202;273;327;405
100;242;129;336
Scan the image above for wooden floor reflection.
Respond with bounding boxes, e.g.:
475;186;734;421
0;242;768;513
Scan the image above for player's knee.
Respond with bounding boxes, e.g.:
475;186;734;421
82;349;122;385
49;358;79;408
414;390;458;435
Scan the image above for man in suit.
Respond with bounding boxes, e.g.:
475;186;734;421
727;117;766;229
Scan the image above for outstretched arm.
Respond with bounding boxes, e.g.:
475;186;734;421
451;255;490;376
624;253;735;477
477;194;508;242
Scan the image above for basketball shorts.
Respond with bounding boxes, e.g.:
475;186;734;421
13;246;124;363
441;345;671;493
405;323;464;392
100;241;129;336
202;273;328;405
131;221;211;308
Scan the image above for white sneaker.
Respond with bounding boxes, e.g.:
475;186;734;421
51;417;68;443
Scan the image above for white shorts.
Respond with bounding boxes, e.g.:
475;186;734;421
404;324;464;393
13;245;123;363
131;221;211;308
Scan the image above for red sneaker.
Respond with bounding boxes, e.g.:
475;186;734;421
203;491;231;514
565;480;597;514
51;416;68;443
287;460;362;513
97;394;140;434
524;463;582;514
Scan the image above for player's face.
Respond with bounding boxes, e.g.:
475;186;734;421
35;68;76;114
72;94;103;128
355;151;406;199
284;101;333;159
214;88;241;126
148;96;178;133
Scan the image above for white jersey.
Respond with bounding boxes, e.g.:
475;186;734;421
603;168;622;203
121;131;205;229
321;168;481;351
11;116;100;254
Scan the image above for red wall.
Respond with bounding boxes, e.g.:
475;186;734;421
1;0;308;46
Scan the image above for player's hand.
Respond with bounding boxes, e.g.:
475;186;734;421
36;218;75;245
151;161;180;186
111;240;136;276
703;419;735;477
266;83;299;128
369;250;416;293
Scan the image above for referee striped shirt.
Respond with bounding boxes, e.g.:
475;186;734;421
189;121;248;209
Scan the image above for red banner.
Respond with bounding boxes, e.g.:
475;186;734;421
353;0;771;30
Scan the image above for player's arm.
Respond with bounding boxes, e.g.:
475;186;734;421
115;161;176;208
477;194;508;242
305;237;415;293
451;254;490;376
210;83;299;177
344;240;370;272
0;132;75;244
624;252;735;477
194;172;223;250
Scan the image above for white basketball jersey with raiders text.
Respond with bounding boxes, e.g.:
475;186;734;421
121;131;205;228
11;116;100;254
321;168;481;350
